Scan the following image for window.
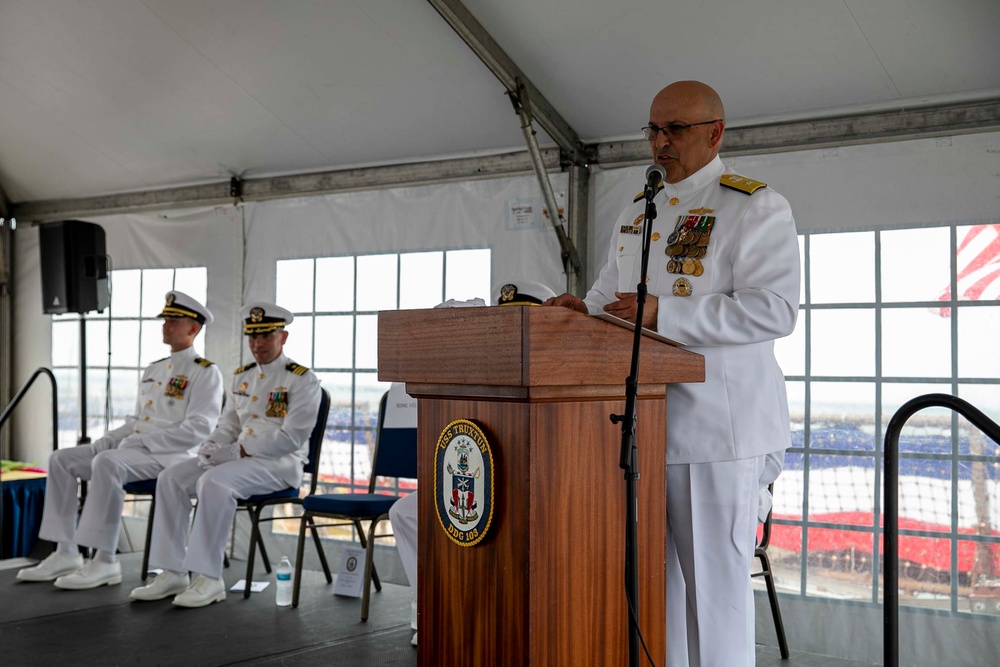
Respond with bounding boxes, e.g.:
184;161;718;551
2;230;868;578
274;248;490;510
768;222;1000;616
51;268;208;449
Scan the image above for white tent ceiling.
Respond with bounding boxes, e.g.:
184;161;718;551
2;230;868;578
1;0;999;209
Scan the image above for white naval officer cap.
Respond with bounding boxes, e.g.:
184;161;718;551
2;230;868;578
240;302;294;335
158;291;214;326
491;279;557;306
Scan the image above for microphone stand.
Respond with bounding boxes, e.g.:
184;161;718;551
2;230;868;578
610;168;661;667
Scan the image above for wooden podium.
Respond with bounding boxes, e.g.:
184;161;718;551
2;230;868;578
378;306;704;666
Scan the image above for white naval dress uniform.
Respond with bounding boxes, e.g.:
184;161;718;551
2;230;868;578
389;490;418;629
148;353;321;580
585;155;800;666
38;347;223;554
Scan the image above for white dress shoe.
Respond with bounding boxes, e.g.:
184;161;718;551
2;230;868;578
54;559;122;590
16;552;84;582
130;571;191;601
172;575;226;608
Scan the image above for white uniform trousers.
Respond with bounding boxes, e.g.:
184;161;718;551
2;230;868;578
38;446;164;554
149;457;287;580
666;455;766;667
389;490;418;629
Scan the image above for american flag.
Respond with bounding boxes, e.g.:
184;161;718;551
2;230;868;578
938;224;1000;316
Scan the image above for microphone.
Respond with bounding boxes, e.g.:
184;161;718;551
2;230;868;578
644;164;665;200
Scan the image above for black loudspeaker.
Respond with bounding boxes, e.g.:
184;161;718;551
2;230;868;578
38;220;110;315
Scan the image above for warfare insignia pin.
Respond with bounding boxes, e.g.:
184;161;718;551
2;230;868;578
434;419;494;547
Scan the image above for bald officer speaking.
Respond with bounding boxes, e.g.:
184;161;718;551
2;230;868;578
546;81;800;666
130;302;321;608
17;292;222;589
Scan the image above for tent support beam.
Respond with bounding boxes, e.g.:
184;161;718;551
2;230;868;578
567;163;589;297
597;98;1000;167
10;98;1000;223
12;149;562;222
427;0;587;166
508;83;582;281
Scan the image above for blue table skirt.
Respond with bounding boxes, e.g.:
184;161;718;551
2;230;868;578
2;476;46;558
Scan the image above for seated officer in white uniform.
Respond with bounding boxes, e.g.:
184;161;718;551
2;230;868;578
130;302;321;608
17;292;222;589
389;279;556;646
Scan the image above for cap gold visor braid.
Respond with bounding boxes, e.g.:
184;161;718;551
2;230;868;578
243;321;287;334
160;306;203;321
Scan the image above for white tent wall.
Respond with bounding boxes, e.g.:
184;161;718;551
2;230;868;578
241;173;569;306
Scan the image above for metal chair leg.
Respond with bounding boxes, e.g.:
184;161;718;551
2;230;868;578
139;496;155;581
756;548;789;659
292;512;311;608
244;505;262;599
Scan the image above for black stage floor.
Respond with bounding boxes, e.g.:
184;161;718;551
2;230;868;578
0;553;873;666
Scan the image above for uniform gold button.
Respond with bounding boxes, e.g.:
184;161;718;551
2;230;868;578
259;374;265;380
251;396;258;402
147;400;153;406
251;415;258;420
157;382;162;386
669;197;679;205
143;415;150;421
652;232;660;241
247;428;254;435
134;429;141;434
168;364;172;369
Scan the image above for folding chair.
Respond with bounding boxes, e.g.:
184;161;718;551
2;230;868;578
753;482;789;659
237;387;332;598
291;388;417;620
123;388;331;587
121;478;158;580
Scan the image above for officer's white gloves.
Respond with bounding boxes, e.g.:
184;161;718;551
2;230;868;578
197;441;240;468
90;436;115;452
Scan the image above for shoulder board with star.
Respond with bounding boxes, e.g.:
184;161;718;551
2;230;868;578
720;173;767;195
234;362;258;375
286;362;309;376
632;182;666;203
195;357;215;367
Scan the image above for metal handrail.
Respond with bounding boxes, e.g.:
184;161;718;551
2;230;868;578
883;393;1000;667
0;367;59;559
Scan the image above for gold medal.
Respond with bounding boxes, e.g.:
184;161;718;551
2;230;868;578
667;259;678;273
682;258;696;275
693;261;704;277
672;278;693;297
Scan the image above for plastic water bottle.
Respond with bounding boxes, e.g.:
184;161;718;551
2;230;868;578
276;556;293;607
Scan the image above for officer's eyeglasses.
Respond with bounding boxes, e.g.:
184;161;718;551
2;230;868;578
641;119;722;141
